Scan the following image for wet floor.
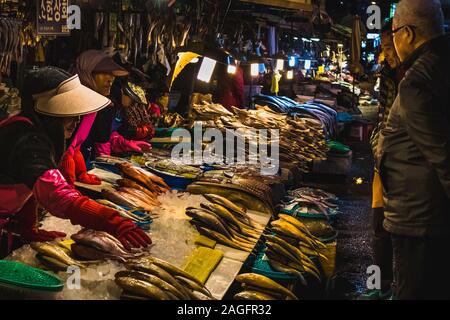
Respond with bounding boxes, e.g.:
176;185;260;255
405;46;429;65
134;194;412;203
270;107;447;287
303;141;374;299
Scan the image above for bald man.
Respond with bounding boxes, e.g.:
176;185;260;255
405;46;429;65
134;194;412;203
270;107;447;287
377;0;450;299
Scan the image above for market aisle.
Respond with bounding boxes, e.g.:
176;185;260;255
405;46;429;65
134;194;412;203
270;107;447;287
304;141;374;299
333;142;374;299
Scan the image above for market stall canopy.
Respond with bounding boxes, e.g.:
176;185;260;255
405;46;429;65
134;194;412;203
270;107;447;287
240;0;315;11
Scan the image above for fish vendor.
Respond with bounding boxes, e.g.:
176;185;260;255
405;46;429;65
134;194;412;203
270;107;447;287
0;67;152;258
110;78;156;142
73;50;152;161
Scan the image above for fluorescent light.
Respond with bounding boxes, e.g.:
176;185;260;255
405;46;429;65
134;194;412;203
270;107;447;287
337;43;343;48
304;60;311;70
275;59;284;71
227;65;237;74
197;57;216;83
294;37;299;40
367;33;380;40
302;38;312;42
286;70;294;80
190;57;199;63
288;56;296;67
311;38;320;42
251;63;259;77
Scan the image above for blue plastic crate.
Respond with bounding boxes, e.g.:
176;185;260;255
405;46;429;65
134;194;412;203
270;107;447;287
144;166;196;191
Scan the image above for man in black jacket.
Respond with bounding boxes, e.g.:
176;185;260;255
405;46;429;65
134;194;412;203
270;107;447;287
377;0;450;299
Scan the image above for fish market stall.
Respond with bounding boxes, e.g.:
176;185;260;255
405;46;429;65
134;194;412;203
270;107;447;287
5;158;274;300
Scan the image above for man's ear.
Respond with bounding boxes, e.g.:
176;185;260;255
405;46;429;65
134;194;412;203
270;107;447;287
406;26;416;44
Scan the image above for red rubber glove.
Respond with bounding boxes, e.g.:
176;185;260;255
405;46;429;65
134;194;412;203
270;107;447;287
59;152;76;186
6;197;66;242
73;148;101;185
148;103;161;117
135;124;155;140
135;126;149;140
67;197;152;250
110;131;152;154
33;169;151;251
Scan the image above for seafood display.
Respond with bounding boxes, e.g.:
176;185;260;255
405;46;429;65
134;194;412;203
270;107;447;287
183;102;329;173
253;95;338;138
97;163;171;221
185;194;266;252
31;242;86;271
145;159;202;179
234;273;298;300
260;214;328;283
282;187;340;218
115;256;214;300
71;229;150;262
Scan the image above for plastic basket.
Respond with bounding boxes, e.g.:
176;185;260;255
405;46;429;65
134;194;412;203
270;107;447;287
0;261;64;299
317;241;337;279
250;244;297;283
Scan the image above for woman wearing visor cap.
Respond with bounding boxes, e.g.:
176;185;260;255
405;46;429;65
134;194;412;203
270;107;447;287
0;67;152;257
73;50;152;161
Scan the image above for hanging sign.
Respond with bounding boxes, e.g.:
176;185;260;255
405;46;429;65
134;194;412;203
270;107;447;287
37;0;70;35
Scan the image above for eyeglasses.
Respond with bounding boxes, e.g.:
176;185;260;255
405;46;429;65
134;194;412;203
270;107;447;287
392;25;416;37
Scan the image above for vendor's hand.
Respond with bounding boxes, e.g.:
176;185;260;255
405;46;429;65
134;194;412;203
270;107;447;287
115;220;152;251
134;141;152;153
77;172;102;185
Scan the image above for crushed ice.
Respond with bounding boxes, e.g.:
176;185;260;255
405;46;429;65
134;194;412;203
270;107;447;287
6;191;203;299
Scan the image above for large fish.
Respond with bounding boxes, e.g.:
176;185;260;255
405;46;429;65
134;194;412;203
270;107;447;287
265;241;301;266
71;243;126;263
197;227;253;252
31;242;85;268
102;189;136;208
117;178;158;200
71;229;149;258
200;202;263;234
174;276;214;299
186;208;233;240
115;277;170;300
125;261;191;299
278;214;320;240
234;290;276;300
36;253;70;272
141;256;206;289
118;187;159;207
116;190;154;211
235;273;298;300
117;163;169;190
115;270;185;300
271;220;323;249
203;194;249;221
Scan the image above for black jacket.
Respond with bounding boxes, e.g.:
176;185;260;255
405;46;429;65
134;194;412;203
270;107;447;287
0;117;58;189
378;35;450;237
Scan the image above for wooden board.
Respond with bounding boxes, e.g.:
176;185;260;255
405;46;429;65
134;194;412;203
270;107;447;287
74;168;122;194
